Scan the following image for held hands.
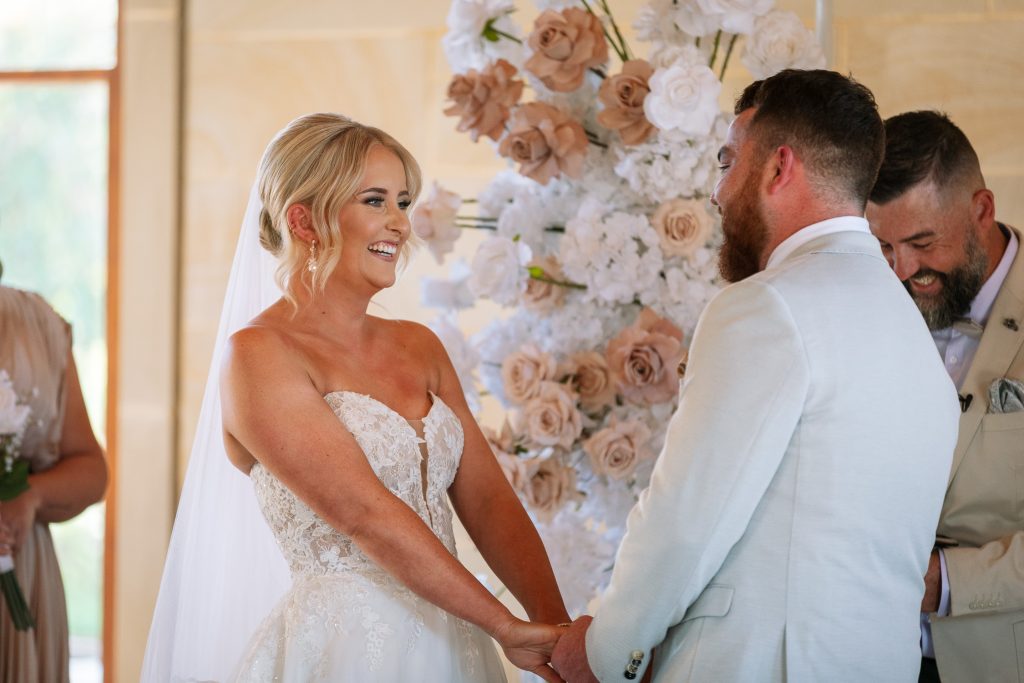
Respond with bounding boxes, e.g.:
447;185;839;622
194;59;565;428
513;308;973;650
551;616;599;683
493;617;569;683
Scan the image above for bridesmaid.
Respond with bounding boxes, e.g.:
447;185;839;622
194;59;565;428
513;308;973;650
0;264;108;683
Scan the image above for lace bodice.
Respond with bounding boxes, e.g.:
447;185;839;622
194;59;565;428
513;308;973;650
250;391;464;580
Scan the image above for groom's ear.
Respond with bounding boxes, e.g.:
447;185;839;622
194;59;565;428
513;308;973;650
286;203;316;243
765;144;797;196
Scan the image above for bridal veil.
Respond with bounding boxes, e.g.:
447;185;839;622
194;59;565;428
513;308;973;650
140;184;290;682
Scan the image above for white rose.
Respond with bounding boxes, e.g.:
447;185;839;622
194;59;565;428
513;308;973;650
643;63;722;138
443;0;524;72
741;10;826;80
0;370;30;435
468;235;532;305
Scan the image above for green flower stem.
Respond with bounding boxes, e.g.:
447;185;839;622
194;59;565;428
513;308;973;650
528;270;587;290
709;30;723;69
0;569;34;630
457;215;497;222
598;0;632;60
489;27;523;44
580;0;628;63
456;222;498;230
719;34;738;80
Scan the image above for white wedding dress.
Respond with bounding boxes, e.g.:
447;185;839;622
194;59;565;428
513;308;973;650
231;390;507;682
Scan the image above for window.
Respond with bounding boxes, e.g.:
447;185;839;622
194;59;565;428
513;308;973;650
0;2;118;680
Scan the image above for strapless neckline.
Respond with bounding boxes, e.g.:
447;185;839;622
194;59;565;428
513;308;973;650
321;389;443;425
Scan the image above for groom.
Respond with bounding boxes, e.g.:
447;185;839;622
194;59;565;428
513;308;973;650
551;70;961;682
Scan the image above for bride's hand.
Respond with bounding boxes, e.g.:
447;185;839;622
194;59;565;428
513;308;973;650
493;618;567;683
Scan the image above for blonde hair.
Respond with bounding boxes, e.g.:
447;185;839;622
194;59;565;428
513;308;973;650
256;113;422;301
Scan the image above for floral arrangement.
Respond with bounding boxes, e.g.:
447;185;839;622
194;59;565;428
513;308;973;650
0;369;35;630
419;0;824;613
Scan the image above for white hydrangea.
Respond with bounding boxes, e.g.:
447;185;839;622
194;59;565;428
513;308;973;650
741;10;826;79
613;114;728;204
477;170;533;219
559;200;665;306
442;0;526;73
633;0;679;43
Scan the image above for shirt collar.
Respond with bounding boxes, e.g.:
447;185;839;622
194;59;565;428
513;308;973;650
765;215;871;271
969;224;1018;327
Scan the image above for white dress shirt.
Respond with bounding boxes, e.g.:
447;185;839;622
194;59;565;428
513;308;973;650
765;215;871;271
921;225;1018;659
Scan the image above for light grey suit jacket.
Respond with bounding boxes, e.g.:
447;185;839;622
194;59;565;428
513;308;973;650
586;230;960;682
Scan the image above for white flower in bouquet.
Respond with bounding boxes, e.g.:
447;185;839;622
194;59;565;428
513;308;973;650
674;0;774;37
420;259;476;311
741;10;826;79
443;0;525;73
429;313;482;413
644;62;721;138
0;371;29;437
411;182;463;264
468;234;532;305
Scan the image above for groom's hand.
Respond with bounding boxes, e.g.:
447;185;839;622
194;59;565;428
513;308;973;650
551;616;598;683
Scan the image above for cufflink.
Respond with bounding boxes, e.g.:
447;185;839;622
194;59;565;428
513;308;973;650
624;650;644;680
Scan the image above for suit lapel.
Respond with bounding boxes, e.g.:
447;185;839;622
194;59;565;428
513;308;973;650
947;225;1024;486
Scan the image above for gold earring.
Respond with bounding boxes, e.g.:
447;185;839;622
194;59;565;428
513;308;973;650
306;240;318;273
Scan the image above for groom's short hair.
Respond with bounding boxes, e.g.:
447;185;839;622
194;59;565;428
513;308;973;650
735;69;884;210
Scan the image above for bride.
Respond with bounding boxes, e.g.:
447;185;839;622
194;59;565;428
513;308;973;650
141;113;570;682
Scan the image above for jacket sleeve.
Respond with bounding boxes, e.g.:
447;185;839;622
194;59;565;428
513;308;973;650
944;531;1024;615
585;279;810;682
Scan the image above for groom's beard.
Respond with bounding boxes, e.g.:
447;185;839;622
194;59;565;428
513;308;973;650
905;227;988;330
718;181;769;283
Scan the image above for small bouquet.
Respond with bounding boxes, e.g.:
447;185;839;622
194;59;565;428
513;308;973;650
0;369;34;630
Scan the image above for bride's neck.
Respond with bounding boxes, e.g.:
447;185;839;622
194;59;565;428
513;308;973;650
285;277;376;339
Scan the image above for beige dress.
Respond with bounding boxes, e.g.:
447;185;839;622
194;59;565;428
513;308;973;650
0;286;72;683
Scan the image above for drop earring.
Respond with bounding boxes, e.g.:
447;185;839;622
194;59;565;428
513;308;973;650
307;240;318;273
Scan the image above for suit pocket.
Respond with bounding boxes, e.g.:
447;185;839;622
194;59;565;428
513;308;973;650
681;584;734;622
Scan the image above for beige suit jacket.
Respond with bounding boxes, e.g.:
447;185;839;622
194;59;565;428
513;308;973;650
931;225;1024;683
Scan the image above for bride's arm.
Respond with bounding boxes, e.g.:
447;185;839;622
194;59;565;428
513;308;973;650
431;335;571;626
220;327;564;680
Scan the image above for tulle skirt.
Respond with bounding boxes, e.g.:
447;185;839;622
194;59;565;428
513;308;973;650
233;571;507;682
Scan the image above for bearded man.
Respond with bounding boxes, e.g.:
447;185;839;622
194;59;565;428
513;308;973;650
867;110;1024;683
551;70;960;683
